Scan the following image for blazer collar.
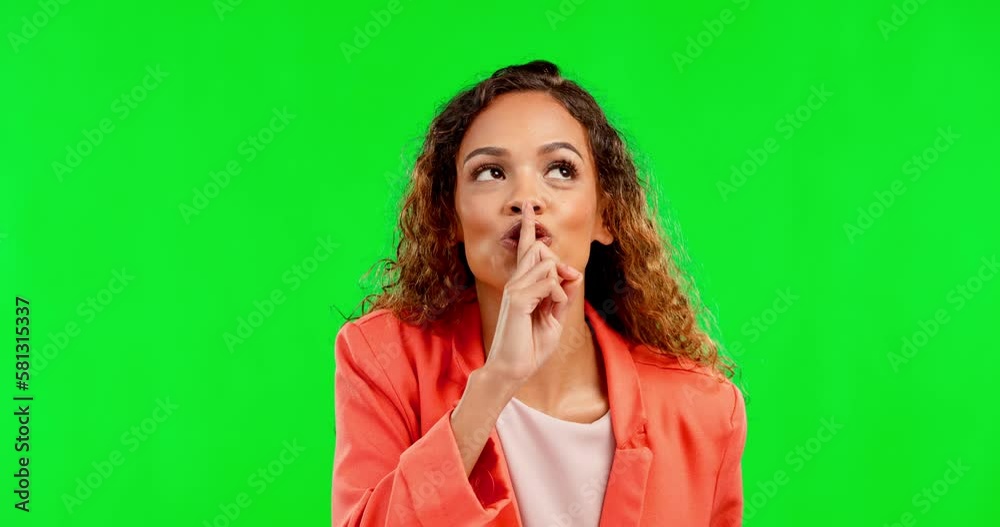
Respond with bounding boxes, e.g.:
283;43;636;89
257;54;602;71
449;297;649;448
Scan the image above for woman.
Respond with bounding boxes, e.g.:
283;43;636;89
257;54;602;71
333;60;747;527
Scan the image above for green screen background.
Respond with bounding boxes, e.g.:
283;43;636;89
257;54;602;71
4;0;997;525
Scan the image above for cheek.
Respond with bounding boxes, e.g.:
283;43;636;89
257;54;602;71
455;195;495;239
462;234;511;287
565;197;598;231
455;218;495;262
457;214;490;243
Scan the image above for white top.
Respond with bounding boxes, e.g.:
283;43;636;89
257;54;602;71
495;396;615;527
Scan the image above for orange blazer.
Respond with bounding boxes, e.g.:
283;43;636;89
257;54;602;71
332;298;747;526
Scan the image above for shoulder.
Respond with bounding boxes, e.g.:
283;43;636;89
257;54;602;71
335;307;458;380
630;344;746;433
338;307;403;340
340;306;458;340
337;308;424;360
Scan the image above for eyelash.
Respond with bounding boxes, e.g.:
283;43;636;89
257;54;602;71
471;160;579;181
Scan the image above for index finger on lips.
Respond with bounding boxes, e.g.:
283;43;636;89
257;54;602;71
516;199;536;265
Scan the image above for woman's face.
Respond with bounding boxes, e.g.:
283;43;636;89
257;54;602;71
454;90;614;292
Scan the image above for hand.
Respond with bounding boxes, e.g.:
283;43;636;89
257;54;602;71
483;201;584;384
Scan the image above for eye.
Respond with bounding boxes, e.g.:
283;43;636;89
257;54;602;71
472;164;505;182
545;160;579;180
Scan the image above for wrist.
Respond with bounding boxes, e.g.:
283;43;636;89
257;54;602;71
474;364;524;396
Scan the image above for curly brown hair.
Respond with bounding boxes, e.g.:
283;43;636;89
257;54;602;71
349;59;735;380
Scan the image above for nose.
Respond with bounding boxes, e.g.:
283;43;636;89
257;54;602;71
507;198;544;216
504;168;547;215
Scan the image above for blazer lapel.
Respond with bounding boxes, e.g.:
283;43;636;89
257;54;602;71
584;301;653;527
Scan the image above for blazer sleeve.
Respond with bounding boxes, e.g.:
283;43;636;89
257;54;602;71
332;321;513;526
709;384;748;527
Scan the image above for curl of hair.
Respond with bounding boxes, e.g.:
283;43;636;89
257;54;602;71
351;60;735;380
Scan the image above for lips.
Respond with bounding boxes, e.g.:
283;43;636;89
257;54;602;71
501;220;552;247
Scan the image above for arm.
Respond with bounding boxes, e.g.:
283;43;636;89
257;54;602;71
709;384;748;527
332;321;517;526
451;365;520;478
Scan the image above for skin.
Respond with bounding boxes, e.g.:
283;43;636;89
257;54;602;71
453;90;615;423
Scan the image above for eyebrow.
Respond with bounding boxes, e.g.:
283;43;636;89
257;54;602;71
462;141;584;166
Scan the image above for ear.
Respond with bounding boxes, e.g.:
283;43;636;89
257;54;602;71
594;223;613;246
593;199;614;246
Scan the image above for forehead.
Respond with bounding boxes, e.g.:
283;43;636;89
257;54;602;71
457;91;591;160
